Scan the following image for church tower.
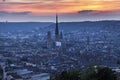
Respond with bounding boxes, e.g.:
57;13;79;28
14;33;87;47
55;14;59;41
86;36;90;51
47;31;52;49
60;31;63;40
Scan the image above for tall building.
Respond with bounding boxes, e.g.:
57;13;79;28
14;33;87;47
46;14;64;50
60;31;63;40
55;14;60;41
86;36;90;51
87;36;90;46
47;31;52;49
54;14;63;48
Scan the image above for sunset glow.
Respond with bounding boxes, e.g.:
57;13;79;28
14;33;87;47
0;0;120;15
0;0;120;21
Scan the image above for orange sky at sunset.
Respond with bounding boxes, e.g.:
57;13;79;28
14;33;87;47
0;0;120;15
0;0;120;22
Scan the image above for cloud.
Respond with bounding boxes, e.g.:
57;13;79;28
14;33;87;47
78;10;120;15
0;1;120;15
0;0;120;22
0;0;119;3
78;10;95;14
0;0;65;2
0;11;31;15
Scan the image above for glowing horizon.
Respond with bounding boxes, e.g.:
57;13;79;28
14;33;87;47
0;0;120;15
0;0;120;22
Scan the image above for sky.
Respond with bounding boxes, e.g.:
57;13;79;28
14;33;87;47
0;0;120;22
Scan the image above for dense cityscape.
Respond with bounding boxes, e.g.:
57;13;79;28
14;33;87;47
0;16;120;80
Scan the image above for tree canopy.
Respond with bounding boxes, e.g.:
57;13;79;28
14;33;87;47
52;66;117;80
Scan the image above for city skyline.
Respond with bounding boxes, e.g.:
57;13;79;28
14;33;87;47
0;0;120;22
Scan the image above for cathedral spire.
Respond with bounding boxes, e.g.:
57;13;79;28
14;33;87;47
60;31;63;40
55;13;59;41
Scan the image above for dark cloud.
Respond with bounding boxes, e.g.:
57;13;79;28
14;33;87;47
0;10;120;22
3;0;5;2
78;10;120;15
0;11;31;15
58;10;120;22
77;10;109;15
78;10;94;14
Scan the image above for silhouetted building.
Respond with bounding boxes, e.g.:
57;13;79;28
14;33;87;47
46;14;65;51
60;31;63;40
87;36;90;46
47;31;52;49
55;14;60;41
54;14;63;49
86;36;90;51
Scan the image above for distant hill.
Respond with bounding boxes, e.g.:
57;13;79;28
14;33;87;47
0;22;53;33
0;21;120;33
51;20;120;32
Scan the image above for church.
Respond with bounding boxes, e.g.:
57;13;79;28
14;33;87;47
46;14;64;50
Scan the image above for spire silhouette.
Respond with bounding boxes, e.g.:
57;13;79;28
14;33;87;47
55;13;59;41
60;31;63;40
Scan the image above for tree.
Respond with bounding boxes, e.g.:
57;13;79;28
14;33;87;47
60;71;69;80
69;70;81;80
53;70;81;80
97;67;117;80
0;66;3;80
81;66;97;80
52;66;117;80
117;60;120;65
